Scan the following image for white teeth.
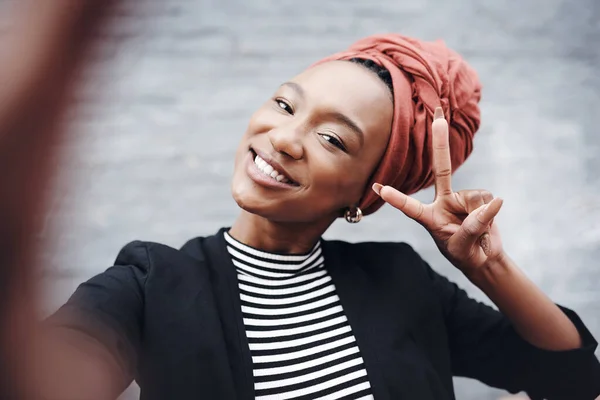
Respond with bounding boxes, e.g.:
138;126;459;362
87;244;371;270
253;154;292;184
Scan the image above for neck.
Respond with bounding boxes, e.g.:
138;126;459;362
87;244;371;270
228;210;336;254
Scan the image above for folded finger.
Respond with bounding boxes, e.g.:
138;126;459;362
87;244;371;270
481;190;494;204
450;197;503;249
464;190;485;214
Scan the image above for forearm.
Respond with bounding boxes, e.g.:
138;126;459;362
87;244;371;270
0;2;122;399
31;328;129;400
467;252;582;351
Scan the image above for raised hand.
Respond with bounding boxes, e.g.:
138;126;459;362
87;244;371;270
0;2;132;399
373;107;505;276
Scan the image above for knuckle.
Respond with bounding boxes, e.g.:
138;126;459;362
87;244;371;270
414;203;425;220
468;191;483;205
435;168;452;178
453;192;466;207
465;191;478;201
400;195;409;208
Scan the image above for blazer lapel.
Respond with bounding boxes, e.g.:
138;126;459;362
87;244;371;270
202;229;255;400
322;239;394;400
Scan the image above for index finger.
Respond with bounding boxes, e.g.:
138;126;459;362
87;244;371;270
432;107;453;198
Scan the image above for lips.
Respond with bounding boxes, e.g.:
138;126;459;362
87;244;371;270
250;149;298;186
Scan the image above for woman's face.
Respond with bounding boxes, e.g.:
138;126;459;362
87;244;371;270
231;61;394;224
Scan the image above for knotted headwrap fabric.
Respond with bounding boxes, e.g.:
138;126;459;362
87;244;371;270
312;34;482;216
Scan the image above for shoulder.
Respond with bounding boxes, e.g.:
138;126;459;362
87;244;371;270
110;235;211;282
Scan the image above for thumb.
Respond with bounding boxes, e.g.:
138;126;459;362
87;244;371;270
448;197;503;253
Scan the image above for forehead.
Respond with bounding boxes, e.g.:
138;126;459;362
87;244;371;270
292;61;392;112
288;61;393;134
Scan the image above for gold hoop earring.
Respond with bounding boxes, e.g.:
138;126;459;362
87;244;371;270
344;206;363;223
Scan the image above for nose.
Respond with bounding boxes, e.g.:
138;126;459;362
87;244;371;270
267;122;304;160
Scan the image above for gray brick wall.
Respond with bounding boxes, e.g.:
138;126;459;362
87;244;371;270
31;1;600;399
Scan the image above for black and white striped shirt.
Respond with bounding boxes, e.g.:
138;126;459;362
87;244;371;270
224;232;374;400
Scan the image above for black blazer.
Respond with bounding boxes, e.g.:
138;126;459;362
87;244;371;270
52;228;600;400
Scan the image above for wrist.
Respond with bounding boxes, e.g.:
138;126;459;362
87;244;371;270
466;251;513;290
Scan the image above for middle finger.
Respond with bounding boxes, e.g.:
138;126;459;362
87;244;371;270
432;107;453;199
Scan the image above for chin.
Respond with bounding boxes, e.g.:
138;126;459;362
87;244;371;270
231;189;284;222
232;191;336;225
230;169;285;220
231;177;271;216
230;169;340;224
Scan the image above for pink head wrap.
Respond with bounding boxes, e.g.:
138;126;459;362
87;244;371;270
313;34;482;216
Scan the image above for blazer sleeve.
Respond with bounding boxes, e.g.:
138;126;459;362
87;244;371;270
47;241;150;378
416;253;600;400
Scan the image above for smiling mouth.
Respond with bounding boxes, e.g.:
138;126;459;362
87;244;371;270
250;150;298;186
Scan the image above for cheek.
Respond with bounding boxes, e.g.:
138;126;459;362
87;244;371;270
246;105;280;135
308;161;369;205
235;108;270;161
246;114;262;135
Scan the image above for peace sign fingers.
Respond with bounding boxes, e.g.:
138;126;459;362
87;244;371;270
432;107;453;199
373;184;434;227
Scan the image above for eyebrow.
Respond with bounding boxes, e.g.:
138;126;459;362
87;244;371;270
281;82;305;98
280;81;365;144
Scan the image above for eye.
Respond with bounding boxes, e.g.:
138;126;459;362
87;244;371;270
319;133;347;152
275;98;294;115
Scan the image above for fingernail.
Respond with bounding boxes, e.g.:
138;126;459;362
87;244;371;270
477;203;490;219
372;183;383;196
434;107;444;120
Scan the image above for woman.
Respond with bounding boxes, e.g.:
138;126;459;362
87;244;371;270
45;34;600;400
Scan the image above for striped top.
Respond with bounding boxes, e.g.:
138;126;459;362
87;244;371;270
224;232;374;400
